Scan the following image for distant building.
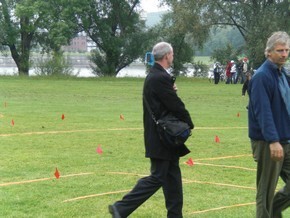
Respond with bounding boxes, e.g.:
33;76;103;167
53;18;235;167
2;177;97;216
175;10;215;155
87;38;97;52
63;36;87;52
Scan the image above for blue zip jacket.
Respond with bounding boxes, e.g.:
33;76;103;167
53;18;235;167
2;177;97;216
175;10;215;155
248;59;290;143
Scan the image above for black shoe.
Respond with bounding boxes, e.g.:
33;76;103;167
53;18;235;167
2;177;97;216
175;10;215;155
108;204;121;218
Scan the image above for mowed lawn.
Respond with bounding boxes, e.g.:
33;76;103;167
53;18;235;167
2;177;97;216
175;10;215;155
0;76;289;217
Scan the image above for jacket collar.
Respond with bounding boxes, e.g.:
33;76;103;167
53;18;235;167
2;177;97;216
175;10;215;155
152;63;167;73
265;59;287;76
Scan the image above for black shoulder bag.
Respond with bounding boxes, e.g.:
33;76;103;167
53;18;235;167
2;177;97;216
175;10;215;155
143;95;192;147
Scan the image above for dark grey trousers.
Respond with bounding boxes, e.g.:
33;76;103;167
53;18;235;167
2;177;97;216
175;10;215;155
114;158;183;218
251;140;290;218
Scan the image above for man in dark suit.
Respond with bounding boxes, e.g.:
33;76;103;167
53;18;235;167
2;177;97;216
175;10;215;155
109;42;194;218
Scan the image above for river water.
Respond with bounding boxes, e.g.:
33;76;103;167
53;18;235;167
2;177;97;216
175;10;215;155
0;64;147;78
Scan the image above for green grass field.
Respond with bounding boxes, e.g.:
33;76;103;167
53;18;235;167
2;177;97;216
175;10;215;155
0;76;289;217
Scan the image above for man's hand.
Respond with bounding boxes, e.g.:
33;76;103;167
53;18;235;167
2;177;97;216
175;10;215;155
173;83;178;91
270;142;284;161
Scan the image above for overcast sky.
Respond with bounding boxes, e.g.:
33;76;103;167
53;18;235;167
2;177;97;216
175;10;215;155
140;0;169;12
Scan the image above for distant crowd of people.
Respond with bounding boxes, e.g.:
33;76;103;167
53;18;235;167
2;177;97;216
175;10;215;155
212;58;253;97
213;58;252;84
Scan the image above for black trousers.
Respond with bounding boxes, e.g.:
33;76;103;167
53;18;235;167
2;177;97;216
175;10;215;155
114;158;183;218
214;72;220;84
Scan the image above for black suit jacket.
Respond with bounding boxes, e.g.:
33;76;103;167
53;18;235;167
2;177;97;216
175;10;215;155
143;63;194;160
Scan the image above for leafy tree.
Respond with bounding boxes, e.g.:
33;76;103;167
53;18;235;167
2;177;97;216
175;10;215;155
163;0;290;68
210;0;289;68
0;0;77;75
196;27;245;56
211;43;243;65
36;1;78;53
153;1;210;75
70;0;152;76
0;0;35;75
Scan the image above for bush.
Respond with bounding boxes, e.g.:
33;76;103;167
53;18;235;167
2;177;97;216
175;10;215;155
34;52;75;76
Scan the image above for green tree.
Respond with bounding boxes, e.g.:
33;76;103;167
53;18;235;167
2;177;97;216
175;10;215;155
163;0;290;68
0;0;77;75
154;1;210;75
71;0;152;76
196;27;245;56
0;0;35;75
211;43;243;65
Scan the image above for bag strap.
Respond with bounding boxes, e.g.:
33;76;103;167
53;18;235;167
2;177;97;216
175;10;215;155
143;95;158;124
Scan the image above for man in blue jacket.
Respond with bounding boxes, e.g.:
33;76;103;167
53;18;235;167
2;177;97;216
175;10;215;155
248;31;290;218
109;42;193;218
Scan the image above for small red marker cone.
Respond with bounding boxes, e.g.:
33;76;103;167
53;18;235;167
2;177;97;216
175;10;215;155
54;168;60;179
120;114;124;120
96;144;103;154
11;119;14;126
61;114;65;120
186;158;194;166
215;135;220;143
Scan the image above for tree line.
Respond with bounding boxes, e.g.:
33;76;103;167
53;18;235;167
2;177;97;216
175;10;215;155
0;0;289;76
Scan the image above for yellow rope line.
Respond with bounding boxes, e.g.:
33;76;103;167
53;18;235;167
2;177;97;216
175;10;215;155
0;177;52;187
107;172;148;177
1;154;254;187
187;202;255;215
192;162;256;171
182;178;256;190
184;154;255;171
63;189;131;202
195;126;248;130
195;154;252;161
1;170;255;204
0;128;143;137
0;172;93;187
60;172;255;203
1;156;255;188
108;172;256;190
0;126;247;137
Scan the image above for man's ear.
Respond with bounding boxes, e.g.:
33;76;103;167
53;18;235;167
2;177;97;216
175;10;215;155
165;53;169;60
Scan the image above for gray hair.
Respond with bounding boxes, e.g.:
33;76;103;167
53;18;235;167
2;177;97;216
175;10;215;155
152;42;173;61
264;31;290;57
